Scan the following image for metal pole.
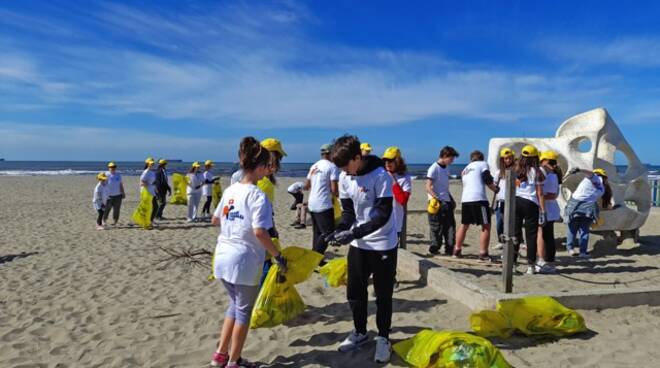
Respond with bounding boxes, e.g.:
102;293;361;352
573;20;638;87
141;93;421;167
400;204;408;249
502;169;516;293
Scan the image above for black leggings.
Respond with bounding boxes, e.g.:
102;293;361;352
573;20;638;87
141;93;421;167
202;196;213;215
541;221;556;262
514;197;539;265
310;208;335;255
96;209;104;226
347;246;397;338
150;196;159;221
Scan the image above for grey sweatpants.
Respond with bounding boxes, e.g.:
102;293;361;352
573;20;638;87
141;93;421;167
103;195;123;223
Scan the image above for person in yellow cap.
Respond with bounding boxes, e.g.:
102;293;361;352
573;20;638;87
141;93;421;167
492;148;515;250
140;157;159;226
154;159;171;220
186;161;204;222
426;146;460;255
93;172;109;230
201;160;220;218
513;144;546;274
382;146;412;246
564;166;612;259
536;151;562;273
360;142;372;156
103;161;126;226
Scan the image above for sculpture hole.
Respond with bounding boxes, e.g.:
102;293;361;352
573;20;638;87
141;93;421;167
577;138;592;153
614;150;630;178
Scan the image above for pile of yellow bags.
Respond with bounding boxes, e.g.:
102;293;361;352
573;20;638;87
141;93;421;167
319;258;348;287
132;188;154;229
470;296;587;338
393;329;511;368
211;181;223;210
170;173;188;205
250;246;323;329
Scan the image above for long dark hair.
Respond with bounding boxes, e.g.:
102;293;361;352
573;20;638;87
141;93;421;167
267;151;282;185
391;156;407;175
515;156;545;183
497;156;516;177
239;136;271;171
601;178;613;208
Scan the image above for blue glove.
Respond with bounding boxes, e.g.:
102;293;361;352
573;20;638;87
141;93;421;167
538;211;546;226
273;253;288;274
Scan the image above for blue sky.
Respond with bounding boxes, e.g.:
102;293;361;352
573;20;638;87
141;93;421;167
1;0;659;164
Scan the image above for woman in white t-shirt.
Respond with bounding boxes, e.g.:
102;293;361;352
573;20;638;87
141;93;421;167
514;145;546;275
536;151;563;273
382;146;412;246
139;157;158;226
209;137;287;368
492;147;515;249
186;162;204;222
201;160;218;218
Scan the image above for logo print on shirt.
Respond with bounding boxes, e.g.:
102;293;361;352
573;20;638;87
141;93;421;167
222;199;244;221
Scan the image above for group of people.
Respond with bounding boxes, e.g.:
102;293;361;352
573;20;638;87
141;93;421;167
91;135;613;366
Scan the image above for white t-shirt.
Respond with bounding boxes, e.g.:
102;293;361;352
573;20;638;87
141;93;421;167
287;182;304;194
230;170;244;185
339;168;398;251
542;169;561;221
460;161;491;203
140;168;156;196
491;168;506;201
307;159;340;213
202;170;214;196
392;173;412;232
515;167;544;205
93;182;108;210
213;183;274;286
187;172;203;194
426;162;451;202
571;175;605;203
105;171;123;197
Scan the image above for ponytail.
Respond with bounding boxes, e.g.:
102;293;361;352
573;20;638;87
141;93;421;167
239;136;271;171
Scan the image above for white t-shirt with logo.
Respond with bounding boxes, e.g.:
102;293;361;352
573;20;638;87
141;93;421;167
213;183;274;286
187;172;204;194
140;168;156;196
287;182;304;194
542;169;561;221
393;173;412;232
339;168;398;251
516;167;544;205
307;159;340;213
426;162;451;202
460;161;491;203
202;170;214;196
105;171;123;197
571;175;604;203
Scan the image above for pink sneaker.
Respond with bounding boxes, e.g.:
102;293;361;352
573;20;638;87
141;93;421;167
210;352;229;367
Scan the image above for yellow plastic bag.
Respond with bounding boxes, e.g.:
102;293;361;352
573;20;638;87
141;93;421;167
132;188;154;229
319;258;348;287
264;237;283;261
471;296;586;338
333;196;342;224
170;173;188;205
393;330;511;368
250;264;306;329
257;176;275;204
427;198;441;215
211;180;223;210
278;246;324;285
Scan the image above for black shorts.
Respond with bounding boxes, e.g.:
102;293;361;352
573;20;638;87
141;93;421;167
288;192;304;205
461;201;491;225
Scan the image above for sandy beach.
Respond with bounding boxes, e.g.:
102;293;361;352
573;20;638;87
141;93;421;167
2;175;660;368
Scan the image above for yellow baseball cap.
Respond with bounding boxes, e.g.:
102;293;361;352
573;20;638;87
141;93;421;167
593;168;608;177
261;138;287;157
107;161;117;168
540;150;559;161
145;157;155;164
360;142;372;152
521;144;539;158
499;148;515;158
192;161;201;168
97;172;108;181
204;160;214;166
158;159;168;165
382;146;401;160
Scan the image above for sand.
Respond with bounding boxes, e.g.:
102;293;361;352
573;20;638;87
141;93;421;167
2;175;660;367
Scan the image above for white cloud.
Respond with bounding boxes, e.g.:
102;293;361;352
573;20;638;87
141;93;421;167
541;36;660;67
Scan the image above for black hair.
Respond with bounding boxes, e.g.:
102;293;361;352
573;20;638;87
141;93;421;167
439;146;459;159
239;136;271;171
470;150;484;162
330;135;361;168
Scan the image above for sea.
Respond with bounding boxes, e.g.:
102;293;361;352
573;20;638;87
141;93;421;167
1;161;658;179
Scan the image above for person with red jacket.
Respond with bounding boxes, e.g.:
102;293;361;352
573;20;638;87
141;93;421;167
382;147;412;245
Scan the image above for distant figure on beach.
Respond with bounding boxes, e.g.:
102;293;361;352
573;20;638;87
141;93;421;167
453;150;499;261
536;151;562;273
564;167;612;260
186;161;204;222
103;161;125;226
201;160;219;219
93;172;109;230
360;142;372;156
382;146;412;246
513;145;546;275
305;143;340;260
426;146;460;255
491;148;515;250
209;136;287;368
154;159;171;220
326;135;397;364
140;157;158;225
287;181;307;228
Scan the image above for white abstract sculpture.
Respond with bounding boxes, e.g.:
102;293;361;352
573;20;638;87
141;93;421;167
488;108;650;235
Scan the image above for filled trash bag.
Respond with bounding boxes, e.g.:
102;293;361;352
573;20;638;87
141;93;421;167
393;329;511;368
471;296;586;338
319;258;348;287
211;180;223;210
250;264;306;329
258;176;275;204
278;246;324;285
132;188;153;229
170;173;188;205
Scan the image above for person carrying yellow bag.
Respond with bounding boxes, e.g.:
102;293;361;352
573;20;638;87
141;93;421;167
134;157;157;229
426;146;460;255
208;137;288;368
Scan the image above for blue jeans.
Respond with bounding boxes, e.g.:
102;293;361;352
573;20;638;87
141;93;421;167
567;217;591;254
495;200;505;242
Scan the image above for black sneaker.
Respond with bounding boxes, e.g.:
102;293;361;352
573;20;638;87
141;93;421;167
429;246;440;255
294;223;306;229
290;221;300;227
478;253;492;262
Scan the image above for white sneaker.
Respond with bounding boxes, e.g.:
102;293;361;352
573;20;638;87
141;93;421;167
526;266;535;275
569;248;580;256
338;330;369;352
535;261;557;274
374;336;391;364
494;243;504;250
